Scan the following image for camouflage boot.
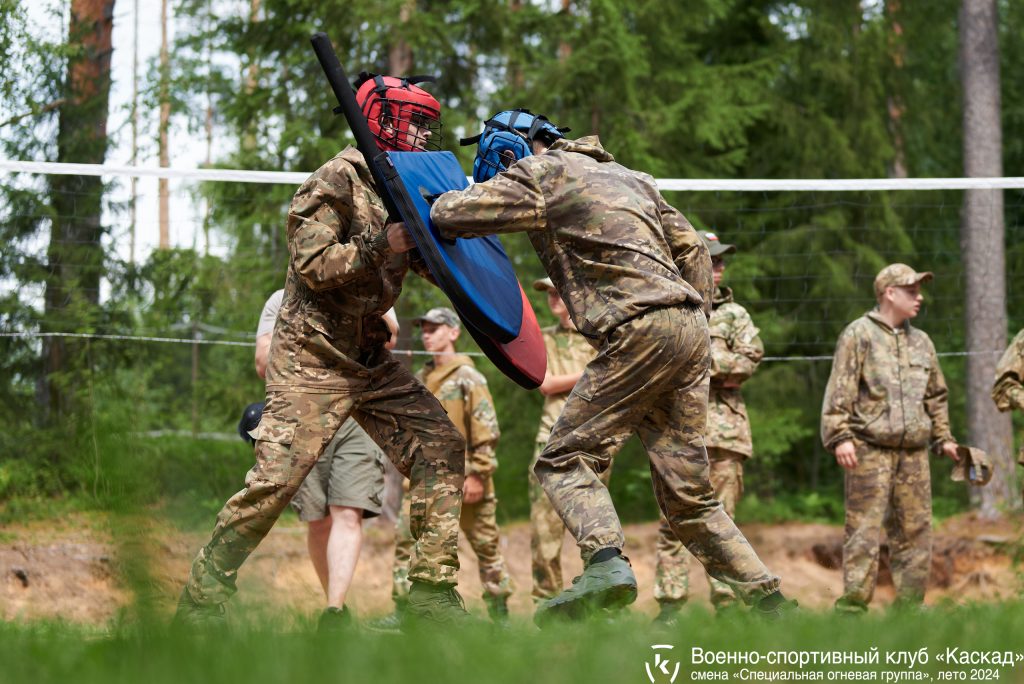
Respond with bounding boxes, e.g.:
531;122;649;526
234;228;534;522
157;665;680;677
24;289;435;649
753;591;798;620
404;581;478;628
534;550;637;626
364;599;407;635
833;595;868;616
172;586;226;630
652;600;684;628
483;594;510;624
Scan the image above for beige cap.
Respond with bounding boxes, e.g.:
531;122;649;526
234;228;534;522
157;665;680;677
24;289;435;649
950;446;993;487
874;263;933;298
413;306;460;329
532;277;557;292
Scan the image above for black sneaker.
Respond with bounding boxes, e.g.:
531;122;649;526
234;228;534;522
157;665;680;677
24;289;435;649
317;606;353;633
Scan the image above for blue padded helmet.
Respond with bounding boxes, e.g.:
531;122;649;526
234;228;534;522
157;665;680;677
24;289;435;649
461;109;569;183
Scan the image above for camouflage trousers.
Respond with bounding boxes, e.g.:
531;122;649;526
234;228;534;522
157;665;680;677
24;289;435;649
529;442;614;603
392;477;513;601
184;355;466;605
654;449;744;606
839;443;931;609
534;305;780;604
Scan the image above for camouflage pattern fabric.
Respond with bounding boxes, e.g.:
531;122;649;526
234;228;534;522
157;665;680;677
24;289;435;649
431;135;778;603
529;441;613;602
654;448;744;606
417;355;500;477
536;306;780;603
265;147;435;392
186;369;465;604
992;328;1024;415
430;135;715;339
654;287;759;605
821;311;954;452
839;443;932;608
992;328;1024;467
389;354;513;600
536;324;599;444
184;148;464;606
530;323;601;602
706;287;763;457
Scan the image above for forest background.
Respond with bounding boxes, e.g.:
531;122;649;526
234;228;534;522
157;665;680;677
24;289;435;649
1;0;1022;530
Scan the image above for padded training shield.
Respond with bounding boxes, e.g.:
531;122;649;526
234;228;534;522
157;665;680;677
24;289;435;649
463;284;547;390
382;151;522;343
310;31;545;388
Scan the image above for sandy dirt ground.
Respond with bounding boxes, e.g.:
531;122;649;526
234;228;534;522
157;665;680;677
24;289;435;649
2;512;1021;625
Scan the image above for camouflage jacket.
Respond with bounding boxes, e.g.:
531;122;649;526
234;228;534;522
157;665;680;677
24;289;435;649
416;354;500;478
265;147;432;390
535;323;598;444
992;328;1024;414
821;310;954;451
706;287;763;457
430;136;712;342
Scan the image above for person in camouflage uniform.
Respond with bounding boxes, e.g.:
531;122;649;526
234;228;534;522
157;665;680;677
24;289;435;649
383;307;513;623
528;277;609;604
992;328;1024;473
175;76;475;628
653;231;764;622
430;119;790;622
822;263;959;614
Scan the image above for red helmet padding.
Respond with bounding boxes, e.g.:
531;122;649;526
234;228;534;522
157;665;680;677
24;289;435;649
355;75;442;152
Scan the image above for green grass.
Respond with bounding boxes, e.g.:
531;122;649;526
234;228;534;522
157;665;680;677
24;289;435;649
3;604;1024;684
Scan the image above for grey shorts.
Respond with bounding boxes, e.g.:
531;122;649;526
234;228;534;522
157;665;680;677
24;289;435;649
290;417;386;522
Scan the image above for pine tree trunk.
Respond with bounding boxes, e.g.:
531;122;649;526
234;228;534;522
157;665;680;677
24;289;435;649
959;0;1019;516
41;0;115;417
388;1;414;76
886;0;907;178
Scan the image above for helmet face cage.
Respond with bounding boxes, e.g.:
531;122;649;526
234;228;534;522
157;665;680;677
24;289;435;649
466;109;566;183
473;129;531;183
356;75;443;152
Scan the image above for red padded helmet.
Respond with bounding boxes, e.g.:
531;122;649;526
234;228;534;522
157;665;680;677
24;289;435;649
354;72;443;152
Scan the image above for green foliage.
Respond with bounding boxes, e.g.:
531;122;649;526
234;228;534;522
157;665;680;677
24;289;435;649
5;0;1024;524
4;605;1024;684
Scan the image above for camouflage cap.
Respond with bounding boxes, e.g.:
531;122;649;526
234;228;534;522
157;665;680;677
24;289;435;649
532;277;557;292
414;306;461;329
874;263;933;298
950;445;993;486
700;231;737;257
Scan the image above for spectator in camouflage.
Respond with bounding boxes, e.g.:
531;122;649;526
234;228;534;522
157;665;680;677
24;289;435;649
992;328;1024;473
430;131;790;621
822;263;959;613
653;231;764;623
383;307;514;624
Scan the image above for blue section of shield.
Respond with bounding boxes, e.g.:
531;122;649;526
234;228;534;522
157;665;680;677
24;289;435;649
387;151;523;341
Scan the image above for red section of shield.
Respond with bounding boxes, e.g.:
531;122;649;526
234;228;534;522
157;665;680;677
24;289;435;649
461;284;547;390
